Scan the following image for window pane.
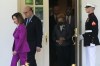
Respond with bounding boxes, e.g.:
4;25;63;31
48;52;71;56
35;0;43;5
25;0;33;5
35;7;43;20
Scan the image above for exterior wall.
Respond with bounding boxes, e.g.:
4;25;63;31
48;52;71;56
0;0;17;66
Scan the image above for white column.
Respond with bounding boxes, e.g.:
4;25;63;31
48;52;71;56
0;0;17;66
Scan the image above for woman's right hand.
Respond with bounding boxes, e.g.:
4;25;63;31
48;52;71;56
13;51;17;55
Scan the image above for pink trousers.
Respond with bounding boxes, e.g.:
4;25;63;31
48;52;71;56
11;52;27;66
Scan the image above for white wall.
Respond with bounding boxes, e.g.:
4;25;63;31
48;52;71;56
82;0;100;66
0;0;17;66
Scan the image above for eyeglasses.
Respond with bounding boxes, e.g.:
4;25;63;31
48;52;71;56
23;12;28;14
23;10;30;14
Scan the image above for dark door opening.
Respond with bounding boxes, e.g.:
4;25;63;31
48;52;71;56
49;0;77;66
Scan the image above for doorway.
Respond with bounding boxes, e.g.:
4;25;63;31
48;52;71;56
49;0;82;66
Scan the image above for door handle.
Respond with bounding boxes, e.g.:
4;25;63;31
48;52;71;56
72;28;78;45
45;35;47;43
45;33;48;43
74;28;78;37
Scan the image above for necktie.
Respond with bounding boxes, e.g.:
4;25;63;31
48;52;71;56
54;15;57;21
26;19;30;26
67;16;69;24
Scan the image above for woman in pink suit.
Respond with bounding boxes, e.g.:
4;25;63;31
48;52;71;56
11;12;30;66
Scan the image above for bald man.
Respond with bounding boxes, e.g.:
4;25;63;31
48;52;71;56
23;6;43;66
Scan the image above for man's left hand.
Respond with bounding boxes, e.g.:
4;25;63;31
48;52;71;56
36;47;41;52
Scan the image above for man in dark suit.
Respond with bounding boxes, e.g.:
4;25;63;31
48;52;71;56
49;6;61;36
66;8;75;66
49;6;60;66
52;14;73;66
66;8;75;32
23;6;43;66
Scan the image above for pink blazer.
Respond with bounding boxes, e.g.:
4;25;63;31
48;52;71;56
12;24;30;53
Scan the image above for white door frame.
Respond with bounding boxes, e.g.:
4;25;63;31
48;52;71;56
75;0;82;66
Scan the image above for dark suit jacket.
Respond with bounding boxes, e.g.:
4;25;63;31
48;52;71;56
25;15;43;50
52;23;73;46
66;15;75;35
49;15;57;41
49;15;57;51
